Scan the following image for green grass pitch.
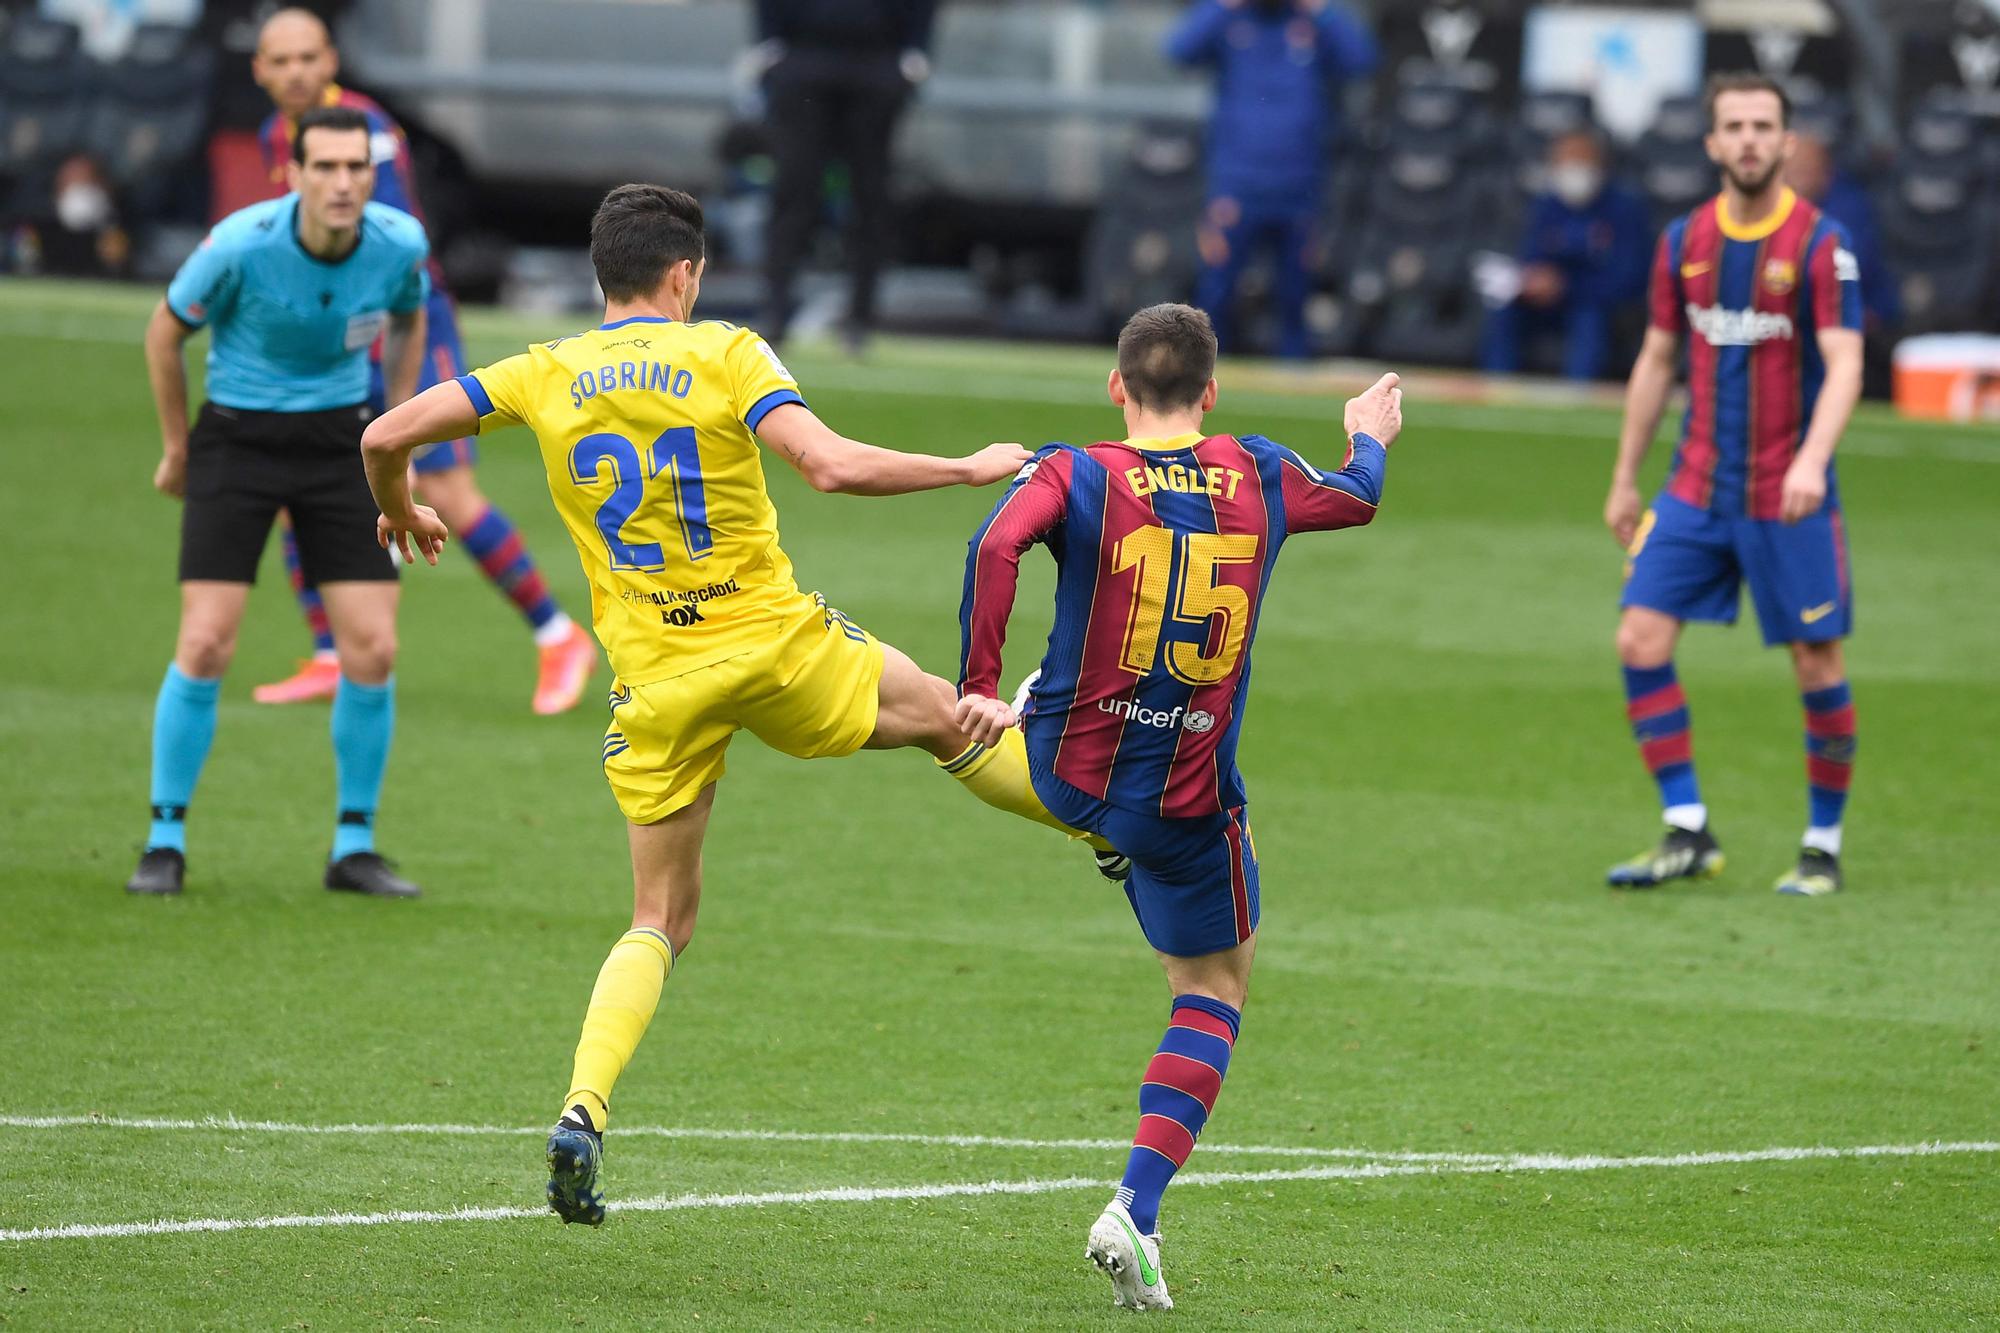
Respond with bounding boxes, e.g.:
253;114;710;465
1;279;1995;1329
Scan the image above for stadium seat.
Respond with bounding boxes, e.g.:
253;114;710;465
1082;123;1207;336
1879;163;1994;335
0;15;88;177
84;24;215;191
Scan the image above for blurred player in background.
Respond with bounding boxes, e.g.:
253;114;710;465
954;305;1402;1309
249;7;596;713
757;0;939;352
1604;73;1864;898
363;183;1111;1226
129;107;428;900
1166;0;1378;359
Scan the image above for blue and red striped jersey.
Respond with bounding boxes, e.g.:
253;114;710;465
960;430;1385;819
1648;186;1863;520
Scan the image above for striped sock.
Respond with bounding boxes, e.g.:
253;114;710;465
1117;994;1239;1234
1802;681;1855;846
1624;663;1701;821
461;505;560;633
280;520;336;655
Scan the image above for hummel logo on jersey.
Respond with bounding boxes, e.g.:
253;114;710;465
1686;303;1795;346
1800;601;1837;624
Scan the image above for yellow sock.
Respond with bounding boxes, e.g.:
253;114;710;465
563;926;673;1131
938;727;1114;852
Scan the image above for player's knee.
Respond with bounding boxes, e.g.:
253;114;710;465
1614;619;1670;667
174;626;237;678
335;627;397;684
1790;641;1844;689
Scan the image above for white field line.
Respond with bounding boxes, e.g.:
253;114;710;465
1;1137;1993;1244
0;1114;1501;1164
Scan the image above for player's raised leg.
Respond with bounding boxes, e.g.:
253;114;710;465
251;512;343;704
1607;605;1723;886
1779;639;1854;896
317;581;418;898
868;642;1112;849
549;786;713;1225
130;582;250;895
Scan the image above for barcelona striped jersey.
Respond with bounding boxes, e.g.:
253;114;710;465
1649;186;1863;519
960;430;1386;819
456;317;808;687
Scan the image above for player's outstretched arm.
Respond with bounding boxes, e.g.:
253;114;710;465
755;402;1030;496
1607;326;1679;547
359;380;478;564
142;300;197;498
1782;327;1862;524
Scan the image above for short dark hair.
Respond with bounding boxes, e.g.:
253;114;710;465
1116;304;1217;412
292;105;371;164
590;184;705;302
1703;71;1791;130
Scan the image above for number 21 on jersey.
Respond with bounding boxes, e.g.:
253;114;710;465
1112;524;1259;685
568;427;712;571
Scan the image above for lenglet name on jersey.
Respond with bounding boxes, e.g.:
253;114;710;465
570;359;696;410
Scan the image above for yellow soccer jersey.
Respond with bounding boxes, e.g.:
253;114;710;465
457;317;811;684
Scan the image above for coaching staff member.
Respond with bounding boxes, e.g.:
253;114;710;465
758;0;938;351
129;106;428;899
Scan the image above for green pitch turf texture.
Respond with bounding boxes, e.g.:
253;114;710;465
2;279;1995;1330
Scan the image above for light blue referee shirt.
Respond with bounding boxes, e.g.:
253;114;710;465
166;195;430;413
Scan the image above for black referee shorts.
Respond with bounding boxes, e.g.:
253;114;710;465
179;402;396;585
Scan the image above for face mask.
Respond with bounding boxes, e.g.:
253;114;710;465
56;182;112;232
1549;163;1603;209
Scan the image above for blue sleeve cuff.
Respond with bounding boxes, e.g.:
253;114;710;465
744;388;805;434
454;373;494;418
165;296;204;329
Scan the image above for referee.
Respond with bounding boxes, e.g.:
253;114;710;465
129;106;428;899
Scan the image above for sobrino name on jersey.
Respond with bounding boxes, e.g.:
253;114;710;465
569;360;696;409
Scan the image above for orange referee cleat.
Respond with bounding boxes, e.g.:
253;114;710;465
533;621;598;715
252;654;341;704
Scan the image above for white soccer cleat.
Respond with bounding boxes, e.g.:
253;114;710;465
1009;669;1041;718
1086;1201;1172;1311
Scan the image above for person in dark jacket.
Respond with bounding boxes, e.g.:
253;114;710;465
1480;131;1652;380
1167;0;1378;359
1784;132;1900;331
758;0;939;350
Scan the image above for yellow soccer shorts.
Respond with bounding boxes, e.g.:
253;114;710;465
601;594;885;824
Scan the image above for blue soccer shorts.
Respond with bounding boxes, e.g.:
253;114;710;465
367;289;477;475
1621;493;1852;646
1028;754;1259;958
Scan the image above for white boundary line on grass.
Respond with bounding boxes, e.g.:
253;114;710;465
0;1133;1992;1244
0;1114;1503;1164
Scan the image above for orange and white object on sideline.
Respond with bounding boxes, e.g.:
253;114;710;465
1893;334;2000;422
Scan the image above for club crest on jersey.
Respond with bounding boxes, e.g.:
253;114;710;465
1762;258;1797;295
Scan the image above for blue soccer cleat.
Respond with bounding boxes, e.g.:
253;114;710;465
546;1107;606;1226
